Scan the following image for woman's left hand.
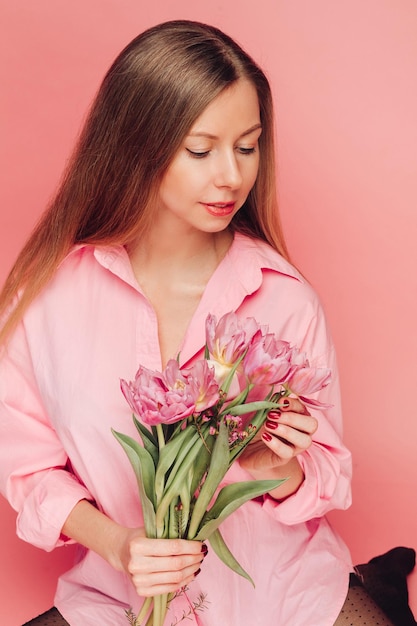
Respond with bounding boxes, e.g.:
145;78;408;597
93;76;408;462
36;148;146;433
239;396;318;499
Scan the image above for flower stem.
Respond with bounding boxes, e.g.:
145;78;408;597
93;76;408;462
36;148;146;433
144;609;154;626
134;597;153;625
153;593;168;626
156;423;166;451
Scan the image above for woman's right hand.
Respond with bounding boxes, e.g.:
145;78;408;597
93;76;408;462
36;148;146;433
120;527;206;597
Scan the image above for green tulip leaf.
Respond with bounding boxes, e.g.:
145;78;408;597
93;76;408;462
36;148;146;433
112;429;156;537
155;432;207;530
225;400;281;417
189;435;214;497
158;425;204;497
195;478;286;540
207;528;254;586
187;420;230;538
132;415;159;466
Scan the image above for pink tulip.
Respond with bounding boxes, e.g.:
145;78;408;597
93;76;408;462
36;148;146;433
243;333;293;385
286;362;332;396
170;359;220;413
205;312;262;367
205;313;264;396
120;366;174;426
120;360;220;426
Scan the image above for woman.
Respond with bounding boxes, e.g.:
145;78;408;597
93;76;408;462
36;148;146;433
0;20;393;626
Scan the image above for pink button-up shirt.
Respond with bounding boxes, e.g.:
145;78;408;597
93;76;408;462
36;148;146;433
0;233;352;625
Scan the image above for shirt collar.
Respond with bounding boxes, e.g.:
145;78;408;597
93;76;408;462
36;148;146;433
69;233;303;294
228;232;303;293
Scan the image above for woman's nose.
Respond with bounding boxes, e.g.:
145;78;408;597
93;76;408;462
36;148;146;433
214;152;242;189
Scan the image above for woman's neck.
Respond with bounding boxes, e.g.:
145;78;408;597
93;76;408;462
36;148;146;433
128;226;233;282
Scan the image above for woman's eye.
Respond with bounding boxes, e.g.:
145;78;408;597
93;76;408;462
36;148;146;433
237;146;256;155
186;149;210;159
185;146;256;158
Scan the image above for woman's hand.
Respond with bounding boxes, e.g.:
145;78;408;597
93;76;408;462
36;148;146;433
61;500;205;598
239;396;318;500
121;528;206;597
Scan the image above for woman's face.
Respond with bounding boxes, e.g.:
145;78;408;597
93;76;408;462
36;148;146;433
156;79;261;235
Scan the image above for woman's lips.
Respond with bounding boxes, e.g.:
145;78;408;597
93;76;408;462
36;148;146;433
202;202;236;217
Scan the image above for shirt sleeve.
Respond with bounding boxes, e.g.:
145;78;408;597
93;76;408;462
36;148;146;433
0;320;93;551
262;305;353;525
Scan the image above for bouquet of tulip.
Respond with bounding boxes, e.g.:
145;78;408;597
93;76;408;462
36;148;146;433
113;312;331;626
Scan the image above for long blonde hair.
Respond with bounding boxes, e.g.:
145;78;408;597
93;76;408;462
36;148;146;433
0;20;289;345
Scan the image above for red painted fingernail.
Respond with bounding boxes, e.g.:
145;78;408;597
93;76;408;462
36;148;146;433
266;420;278;430
268;411;281;420
281;399;290;409
194;568;201;577
201;543;208;555
262;432;272;442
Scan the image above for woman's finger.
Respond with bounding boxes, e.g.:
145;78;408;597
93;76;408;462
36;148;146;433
264;420;313;451
277;396;310;415
130;536;205;558
266;410;318;436
130;557;203;596
129;550;203;574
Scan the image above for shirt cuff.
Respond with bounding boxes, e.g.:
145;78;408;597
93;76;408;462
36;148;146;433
16;469;94;551
262;445;352;525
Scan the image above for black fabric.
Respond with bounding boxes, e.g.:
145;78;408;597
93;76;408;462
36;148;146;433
349;572;364;587
354;546;416;626
22;607;69;626
335;582;396;625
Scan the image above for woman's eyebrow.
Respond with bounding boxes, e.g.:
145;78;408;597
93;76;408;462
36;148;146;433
188;123;262;140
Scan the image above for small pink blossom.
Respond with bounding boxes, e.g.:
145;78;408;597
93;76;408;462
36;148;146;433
224;414;243;428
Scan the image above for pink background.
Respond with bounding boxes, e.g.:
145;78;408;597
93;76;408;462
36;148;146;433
1;1;416;623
